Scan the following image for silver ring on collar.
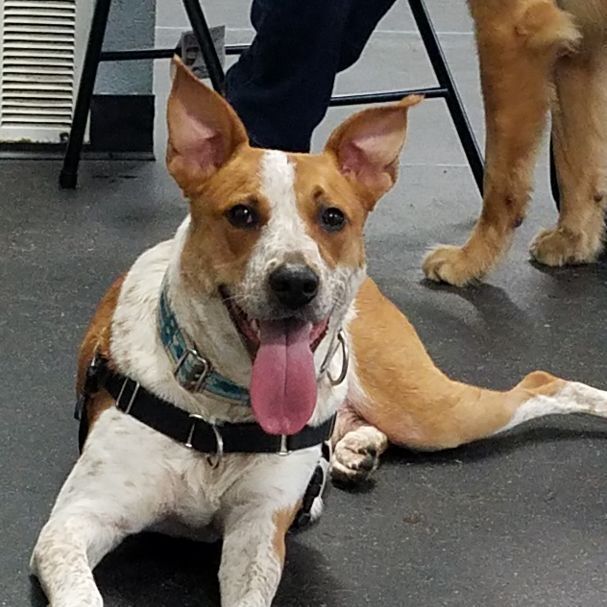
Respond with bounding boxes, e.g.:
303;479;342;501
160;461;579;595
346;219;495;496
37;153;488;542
207;424;224;469
320;330;349;386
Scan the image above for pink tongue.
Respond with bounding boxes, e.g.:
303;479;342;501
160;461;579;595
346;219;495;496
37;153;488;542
250;319;317;435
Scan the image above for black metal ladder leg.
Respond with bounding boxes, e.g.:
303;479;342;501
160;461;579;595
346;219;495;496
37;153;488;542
550;137;561;208
182;0;226;94
408;0;484;196
59;0;112;189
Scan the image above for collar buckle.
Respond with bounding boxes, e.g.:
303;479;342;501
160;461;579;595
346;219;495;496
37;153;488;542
174;348;211;391
159;280;249;404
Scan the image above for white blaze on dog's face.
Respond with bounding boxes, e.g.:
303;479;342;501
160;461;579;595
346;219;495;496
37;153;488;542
167;58;420;434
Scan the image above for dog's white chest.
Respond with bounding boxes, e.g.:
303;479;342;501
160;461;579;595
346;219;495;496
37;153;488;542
62;407;320;534
64;409;227;525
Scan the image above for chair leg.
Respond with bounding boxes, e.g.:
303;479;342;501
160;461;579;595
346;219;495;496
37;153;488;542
549;136;561;209
59;0;112;189
408;0;484;195
182;0;226;94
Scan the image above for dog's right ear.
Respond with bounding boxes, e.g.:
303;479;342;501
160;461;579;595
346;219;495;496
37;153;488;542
167;57;248;194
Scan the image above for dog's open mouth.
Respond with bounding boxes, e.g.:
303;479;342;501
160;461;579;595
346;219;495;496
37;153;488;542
221;288;329;436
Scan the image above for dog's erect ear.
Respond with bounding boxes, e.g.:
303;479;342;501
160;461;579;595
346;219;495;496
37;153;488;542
167;57;248;193
324;95;422;207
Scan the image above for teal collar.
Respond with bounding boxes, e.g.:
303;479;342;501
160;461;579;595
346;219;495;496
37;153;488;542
158;283;250;405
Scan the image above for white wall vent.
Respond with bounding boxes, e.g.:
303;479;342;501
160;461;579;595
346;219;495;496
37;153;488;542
0;0;92;143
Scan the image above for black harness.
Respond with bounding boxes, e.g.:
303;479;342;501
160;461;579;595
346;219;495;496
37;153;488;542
76;355;334;529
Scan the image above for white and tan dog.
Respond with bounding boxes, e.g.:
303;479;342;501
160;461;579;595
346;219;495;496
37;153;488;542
32;59;607;607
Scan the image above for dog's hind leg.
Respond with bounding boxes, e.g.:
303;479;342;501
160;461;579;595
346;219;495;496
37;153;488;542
349;279;607;460
382;371;607;452
530;40;607;265
423;0;580;286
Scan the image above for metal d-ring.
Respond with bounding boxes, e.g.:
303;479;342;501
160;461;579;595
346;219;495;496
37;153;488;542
184;414;224;468
207;424;224;469
326;331;349;387
319;330;341;376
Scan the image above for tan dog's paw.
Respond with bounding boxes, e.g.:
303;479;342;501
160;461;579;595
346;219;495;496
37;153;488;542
530;226;603;266
331;426;387;486
422;245;482;287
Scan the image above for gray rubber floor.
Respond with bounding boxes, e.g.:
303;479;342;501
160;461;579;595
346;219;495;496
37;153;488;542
3;1;607;606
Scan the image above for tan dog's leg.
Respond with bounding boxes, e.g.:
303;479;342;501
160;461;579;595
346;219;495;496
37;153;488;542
423;0;580;286
530;44;607;265
218;504;298;607
331;403;389;484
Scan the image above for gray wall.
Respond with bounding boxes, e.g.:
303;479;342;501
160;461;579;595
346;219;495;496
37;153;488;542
96;0;156;95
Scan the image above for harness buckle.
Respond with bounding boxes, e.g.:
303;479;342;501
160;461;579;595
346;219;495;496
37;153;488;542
174;348;211;391
76;352;108;421
84;352;105;393
116;378;140;415
278;435;290;456
185;414;224;468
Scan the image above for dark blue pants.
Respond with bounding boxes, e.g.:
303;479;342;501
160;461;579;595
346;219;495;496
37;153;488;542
225;0;397;152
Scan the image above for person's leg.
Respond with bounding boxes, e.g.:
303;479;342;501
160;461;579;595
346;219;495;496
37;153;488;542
226;0;396;152
338;0;398;72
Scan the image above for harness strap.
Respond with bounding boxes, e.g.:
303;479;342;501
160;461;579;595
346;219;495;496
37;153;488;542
292;441;332;530
76;357;335;457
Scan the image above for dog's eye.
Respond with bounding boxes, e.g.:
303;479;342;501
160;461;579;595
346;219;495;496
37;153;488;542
319;207;346;232
227;204;259;229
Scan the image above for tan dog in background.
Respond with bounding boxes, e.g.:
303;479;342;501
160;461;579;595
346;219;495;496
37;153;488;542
423;0;607;286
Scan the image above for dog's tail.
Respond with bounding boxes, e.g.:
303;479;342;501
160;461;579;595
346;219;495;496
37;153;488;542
348;279;607;451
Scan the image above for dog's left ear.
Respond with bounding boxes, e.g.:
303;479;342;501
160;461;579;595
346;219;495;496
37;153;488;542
324;95;422;208
167;57;248;195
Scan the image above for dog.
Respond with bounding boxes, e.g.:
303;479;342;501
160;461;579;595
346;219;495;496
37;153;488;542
422;0;607;286
31;58;607;607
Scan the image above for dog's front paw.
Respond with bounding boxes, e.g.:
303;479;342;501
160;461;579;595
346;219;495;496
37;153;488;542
530;226;603;266
422;245;481;287
331;427;386;486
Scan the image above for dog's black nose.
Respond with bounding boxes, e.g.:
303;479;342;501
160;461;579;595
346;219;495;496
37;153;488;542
269;264;319;309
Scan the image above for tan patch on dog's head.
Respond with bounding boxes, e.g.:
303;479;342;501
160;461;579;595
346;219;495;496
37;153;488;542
178;147;270;295
290;154;368;270
167;59;267;295
288;95;422;273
